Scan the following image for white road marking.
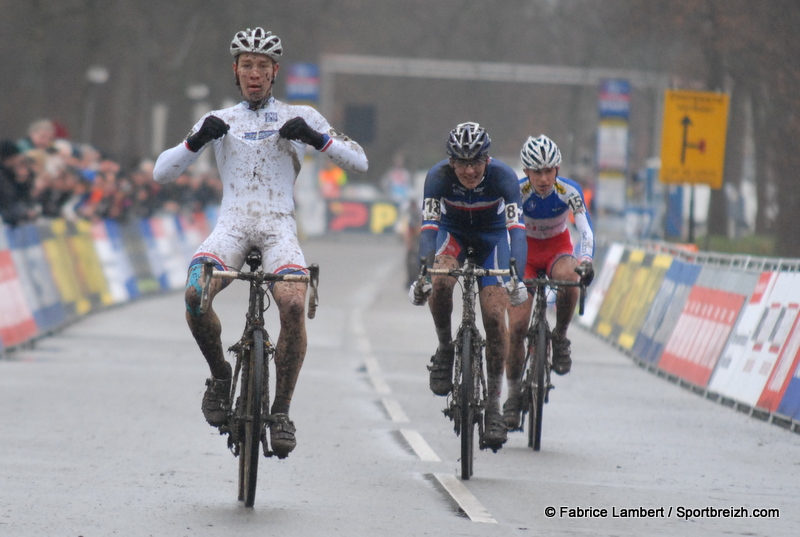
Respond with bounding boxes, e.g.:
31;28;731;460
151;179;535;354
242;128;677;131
381;397;409;422
433;473;497;524
399;429;440;461
351;257;497;524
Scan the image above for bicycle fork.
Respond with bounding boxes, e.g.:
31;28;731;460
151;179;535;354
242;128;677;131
445;325;486;433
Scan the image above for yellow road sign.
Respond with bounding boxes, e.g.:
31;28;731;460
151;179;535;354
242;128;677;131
659;89;729;189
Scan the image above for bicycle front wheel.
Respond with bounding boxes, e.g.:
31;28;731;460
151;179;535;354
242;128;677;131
528;319;548;451
238;329;265;507
459;328;475;480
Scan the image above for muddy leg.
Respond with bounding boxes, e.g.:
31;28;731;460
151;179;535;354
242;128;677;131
270;281;308;416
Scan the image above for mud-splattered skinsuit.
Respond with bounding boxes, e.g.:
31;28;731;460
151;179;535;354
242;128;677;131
153;96;368;420
154;96;368;272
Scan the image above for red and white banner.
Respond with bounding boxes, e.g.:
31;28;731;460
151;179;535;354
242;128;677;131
658;286;746;387
0;246;38;348
708;272;800;407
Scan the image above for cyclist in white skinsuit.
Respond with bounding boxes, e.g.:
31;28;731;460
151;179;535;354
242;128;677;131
153;27;368;459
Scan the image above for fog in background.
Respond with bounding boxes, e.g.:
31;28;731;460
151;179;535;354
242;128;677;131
2;1;799;253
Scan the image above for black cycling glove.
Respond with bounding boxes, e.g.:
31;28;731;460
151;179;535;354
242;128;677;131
279;117;326;150
186;116;230;152
577;260;595;286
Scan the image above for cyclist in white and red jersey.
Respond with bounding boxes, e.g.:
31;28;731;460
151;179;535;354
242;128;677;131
153;27;368;459
410;122;528;451
504;134;594;430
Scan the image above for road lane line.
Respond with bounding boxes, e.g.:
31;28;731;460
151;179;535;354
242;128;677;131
370;375;392;395
399;429;441;461
381;397;409;422
352;257;498;524
433;473;497;524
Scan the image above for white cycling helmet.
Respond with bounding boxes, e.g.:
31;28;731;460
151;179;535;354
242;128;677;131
521;134;562;170
446;122;491;159
230;27;283;61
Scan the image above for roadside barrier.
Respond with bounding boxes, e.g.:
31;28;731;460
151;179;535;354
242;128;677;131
4;215;799;433
0;209;216;355
581;241;800;432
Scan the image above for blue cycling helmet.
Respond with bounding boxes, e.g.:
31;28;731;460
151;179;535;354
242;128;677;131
446;122;491;159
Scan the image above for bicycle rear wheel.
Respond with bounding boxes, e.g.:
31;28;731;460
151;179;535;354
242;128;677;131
238;329;265;507
528;319;548;451
459;328;475;480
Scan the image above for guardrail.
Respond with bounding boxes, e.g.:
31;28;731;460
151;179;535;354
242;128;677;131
0;209;217;354
581;240;800;433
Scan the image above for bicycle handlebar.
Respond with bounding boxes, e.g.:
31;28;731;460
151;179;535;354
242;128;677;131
522;267;587;316
414;255;520;305
199;263;320;319
424;266;513;278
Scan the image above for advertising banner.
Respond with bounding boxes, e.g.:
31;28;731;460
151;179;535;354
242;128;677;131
326;200;399;234
632;259;701;365
776;366;800;421
580;242;625;328
149;215;189;290
757;300;800;412
707;271;777;400
38;219;87;319
177;212;212;261
286;62;320;104
0;227;38;348
67;218;113;309
121;219;160;295
596;79;630;213
708;272;800;408
659;286;746;387
6;223;65;332
594;249;672;350
91;220;138;303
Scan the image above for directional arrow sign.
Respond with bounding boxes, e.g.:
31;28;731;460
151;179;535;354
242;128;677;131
659;89;729;189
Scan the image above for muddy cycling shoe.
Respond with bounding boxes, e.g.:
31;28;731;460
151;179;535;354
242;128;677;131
269;413;297;459
202;376;231;427
427;346;455;396
502;392;524;430
551;334;572;375
481;411;508;452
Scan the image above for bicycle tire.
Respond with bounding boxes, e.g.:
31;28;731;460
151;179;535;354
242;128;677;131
528;318;548;451
238;329;265;507
459;328;475;480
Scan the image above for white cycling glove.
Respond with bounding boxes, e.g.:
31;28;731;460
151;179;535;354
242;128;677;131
505;280;528;306
409;281;432;306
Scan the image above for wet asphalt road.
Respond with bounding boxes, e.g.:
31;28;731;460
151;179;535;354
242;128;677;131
1;233;798;537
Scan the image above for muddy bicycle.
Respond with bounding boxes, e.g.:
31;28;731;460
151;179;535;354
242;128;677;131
417;250;517;479
520;267;587;451
199;249;319;507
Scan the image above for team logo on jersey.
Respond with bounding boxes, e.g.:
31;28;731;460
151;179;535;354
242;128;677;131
244;130;277;140
555;181;566;195
265;112;278;122
521;180;532;195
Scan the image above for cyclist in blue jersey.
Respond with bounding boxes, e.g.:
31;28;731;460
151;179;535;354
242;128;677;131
503;134;595;430
409;122;528;450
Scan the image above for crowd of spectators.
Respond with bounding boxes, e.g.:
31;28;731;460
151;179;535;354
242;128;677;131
0;118;222;228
